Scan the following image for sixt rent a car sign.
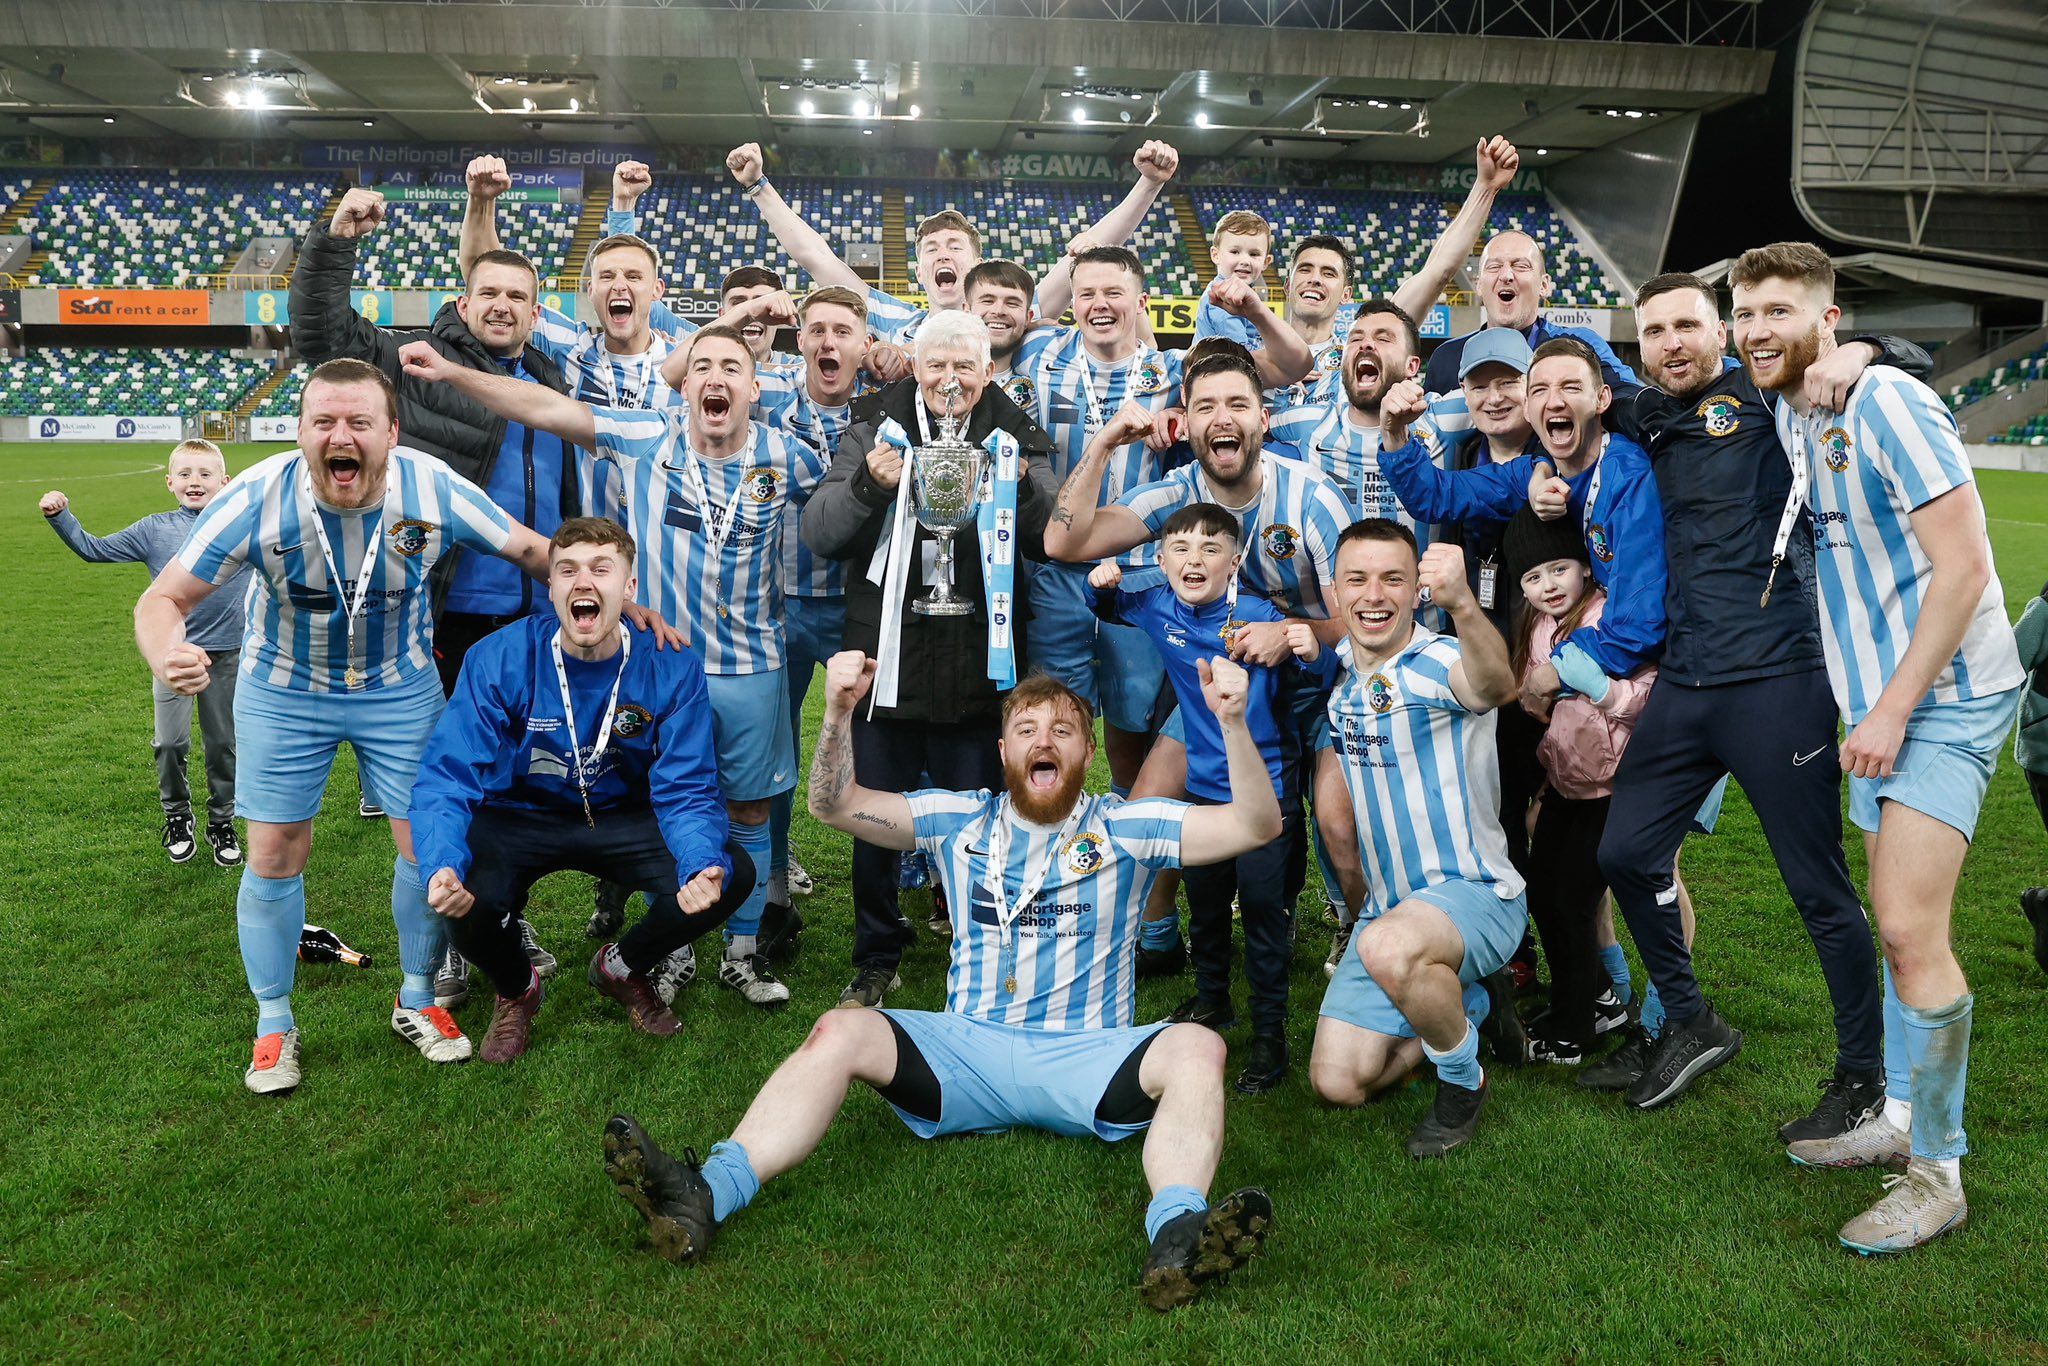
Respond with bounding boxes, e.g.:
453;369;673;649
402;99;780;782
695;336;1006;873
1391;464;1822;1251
57;290;209;326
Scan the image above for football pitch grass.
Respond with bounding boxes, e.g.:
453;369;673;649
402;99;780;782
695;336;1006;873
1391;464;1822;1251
3;442;2045;1360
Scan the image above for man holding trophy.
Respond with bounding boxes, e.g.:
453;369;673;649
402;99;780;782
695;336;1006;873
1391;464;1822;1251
803;311;1059;1009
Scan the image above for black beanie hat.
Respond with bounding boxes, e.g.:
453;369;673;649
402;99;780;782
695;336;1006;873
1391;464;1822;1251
1501;504;1590;588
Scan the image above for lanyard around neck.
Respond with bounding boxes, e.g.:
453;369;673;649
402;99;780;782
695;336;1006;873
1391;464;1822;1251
302;462;398;689
551;625;631;826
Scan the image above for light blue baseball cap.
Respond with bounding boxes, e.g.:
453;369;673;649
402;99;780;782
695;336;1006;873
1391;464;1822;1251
1458;327;1534;380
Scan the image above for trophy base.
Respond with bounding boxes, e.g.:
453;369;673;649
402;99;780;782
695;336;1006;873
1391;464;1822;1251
911;596;978;617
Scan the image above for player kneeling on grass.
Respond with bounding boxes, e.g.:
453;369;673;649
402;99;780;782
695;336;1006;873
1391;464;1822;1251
409;517;756;1062
603;652;1282;1309
1301;524;1530;1158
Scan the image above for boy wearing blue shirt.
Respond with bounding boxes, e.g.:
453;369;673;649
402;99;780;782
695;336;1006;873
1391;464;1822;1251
1089;503;1303;1094
414;518;755;1062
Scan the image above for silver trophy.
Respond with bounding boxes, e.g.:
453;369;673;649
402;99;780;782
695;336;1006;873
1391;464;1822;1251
910;379;987;617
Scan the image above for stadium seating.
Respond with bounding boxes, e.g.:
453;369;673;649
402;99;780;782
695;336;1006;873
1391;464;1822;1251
254;363;311;418
0;347;273;416
1;172;33;216
1947;340;2048;413
900;179;1198;294
20;170;334;286
1188;185;1624;307
352;195;580;290
618;175;881;293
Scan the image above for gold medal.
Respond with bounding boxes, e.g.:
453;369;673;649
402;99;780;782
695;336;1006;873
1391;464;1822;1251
1004;975;1018;995
716;602;730;620
344;665;364;690
1220;619;1245;647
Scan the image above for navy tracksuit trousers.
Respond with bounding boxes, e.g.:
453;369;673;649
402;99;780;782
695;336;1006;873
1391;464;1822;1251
1597;666;1882;1073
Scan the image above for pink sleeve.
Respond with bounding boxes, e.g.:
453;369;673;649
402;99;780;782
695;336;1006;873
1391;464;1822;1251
1592;664;1656;723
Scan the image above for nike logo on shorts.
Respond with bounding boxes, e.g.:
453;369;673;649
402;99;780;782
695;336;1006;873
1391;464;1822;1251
1792;747;1827;766
272;542;302;555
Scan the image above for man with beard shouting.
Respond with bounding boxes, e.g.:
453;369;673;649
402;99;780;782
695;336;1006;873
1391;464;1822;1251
599;652;1282;1310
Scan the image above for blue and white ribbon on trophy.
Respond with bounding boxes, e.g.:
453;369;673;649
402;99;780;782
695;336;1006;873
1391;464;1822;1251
865;406;1022;713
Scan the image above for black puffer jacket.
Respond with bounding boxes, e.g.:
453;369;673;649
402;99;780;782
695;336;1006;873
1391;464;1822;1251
289;219;572;493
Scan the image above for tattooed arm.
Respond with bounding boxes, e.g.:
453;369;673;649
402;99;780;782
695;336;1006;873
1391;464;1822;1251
1041;402;1154;563
806;651;918;850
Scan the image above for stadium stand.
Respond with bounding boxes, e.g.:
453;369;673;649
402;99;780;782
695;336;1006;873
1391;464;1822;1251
900;179;1197;293
253;363;311;419
1188;185;1623;306
1948;340;2048;413
628;175;884;293
351;194;580;290
0;171;34;216
0;347;273;416
19;170;333;286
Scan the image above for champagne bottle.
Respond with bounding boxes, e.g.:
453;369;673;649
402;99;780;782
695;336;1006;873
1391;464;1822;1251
298;924;373;969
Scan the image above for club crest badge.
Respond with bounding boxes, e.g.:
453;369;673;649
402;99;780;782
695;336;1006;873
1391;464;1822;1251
387;518;433;558
1588;523;1615;563
1367;672;1395;713
1062;830;1107;876
1260;523;1299;561
1131;354;1169;397
1696;395;1741;438
743;467;781;504
1820;426;1853;473
1001;374;1037;410
612;705;651;739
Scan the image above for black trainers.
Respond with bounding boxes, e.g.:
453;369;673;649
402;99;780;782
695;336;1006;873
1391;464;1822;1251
1477;968;1529;1066
1591;989;1630;1035
1137;1187;1273;1311
162;813;197;864
588;880;630;940
1577;1024;1653;1091
602;1114;719;1264
758;901;805;965
1626;1004;1743;1110
1165;994;1237;1031
1407;1077;1488;1158
836;964;901;1010
1233;1034;1288;1095
1777;1067;1885;1144
1526;1033;1586;1066
1136;936;1187;979
2022;887;2048;975
205;819;242;868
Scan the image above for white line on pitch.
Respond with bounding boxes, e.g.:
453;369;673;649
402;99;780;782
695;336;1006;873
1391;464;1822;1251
0;465;162;486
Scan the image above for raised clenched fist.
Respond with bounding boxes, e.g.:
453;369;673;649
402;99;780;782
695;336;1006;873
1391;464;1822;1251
465;155;511;201
1100;401;1160;449
1476;136;1520;192
330;187;386;240
38;490;68;517
397;339;456;385
1133;141;1180;183
727;143;765;187
822;650;878;715
612;159;652;209
1417;542;1470;612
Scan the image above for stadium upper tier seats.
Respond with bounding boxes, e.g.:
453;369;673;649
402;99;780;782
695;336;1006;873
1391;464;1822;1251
353;195;580;290
1189;185;1623;307
900;179;1197;294
254;364;311;418
1947;340;2048;414
625;175;883;293
0;347;273;416
21;170;334;287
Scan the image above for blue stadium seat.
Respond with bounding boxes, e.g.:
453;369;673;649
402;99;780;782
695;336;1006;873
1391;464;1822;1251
0;346;273;416
21;170;334;287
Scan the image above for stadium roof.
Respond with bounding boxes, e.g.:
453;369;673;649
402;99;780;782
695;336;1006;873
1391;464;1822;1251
0;0;1771;166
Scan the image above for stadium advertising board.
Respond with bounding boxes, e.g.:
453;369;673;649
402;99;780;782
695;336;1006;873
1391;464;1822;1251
351;290;395;324
1418;304;1454;339
56;289;208;325
385;185;563;203
251;416;296;441
302;142;655;172
34;415;183;441
1542;307;1615;340
246;291;288;326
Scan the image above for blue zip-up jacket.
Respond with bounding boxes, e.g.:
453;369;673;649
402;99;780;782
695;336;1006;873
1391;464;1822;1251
441;353;577;618
1422;318;1639;396
1380;429;1667;678
412;615;730;887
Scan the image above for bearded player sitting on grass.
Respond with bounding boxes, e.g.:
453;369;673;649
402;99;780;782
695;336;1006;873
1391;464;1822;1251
602;651;1282;1309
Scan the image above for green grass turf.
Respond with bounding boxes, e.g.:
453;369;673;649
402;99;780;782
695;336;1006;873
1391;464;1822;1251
3;443;2046;1360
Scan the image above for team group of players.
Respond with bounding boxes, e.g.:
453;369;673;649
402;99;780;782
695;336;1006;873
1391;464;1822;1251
79;131;2027;1302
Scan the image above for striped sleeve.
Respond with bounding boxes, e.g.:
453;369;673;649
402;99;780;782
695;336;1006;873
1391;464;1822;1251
440;468;516;553
592;406;678;465
864;288;923;344
1104;797;1191;871
1267;405;1320;448
907;788;991;849
1299;474;1354;593
648;298;699;341
176;477;261;585
1866;371;1972;511
1405;640;1467;710
528;303;584;363
1119;469;1194;534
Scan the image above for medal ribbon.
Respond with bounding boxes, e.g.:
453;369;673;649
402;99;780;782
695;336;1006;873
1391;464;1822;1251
983;797;1083;996
302;460;400;690
551;625;631;827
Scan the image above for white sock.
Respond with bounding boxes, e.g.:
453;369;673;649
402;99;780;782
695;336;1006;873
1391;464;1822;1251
1929;1155;1962;1183
1884;1096;1912;1131
727;933;757;959
601;944;627;978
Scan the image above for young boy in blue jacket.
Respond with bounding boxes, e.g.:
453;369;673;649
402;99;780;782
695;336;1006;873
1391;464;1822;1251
1091;502;1305;1094
412;518;754;1062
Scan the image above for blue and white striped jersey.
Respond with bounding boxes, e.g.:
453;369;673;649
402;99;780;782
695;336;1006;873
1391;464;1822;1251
1323;630;1525;917
529;300;695;412
1267;401;1449;537
865;287;926;346
756;382;857;598
1775;367;2023;723
907;788;1190;1030
1025;329;1185;494
1120;451;1352;619
179;447;513;694
589;412;829;676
